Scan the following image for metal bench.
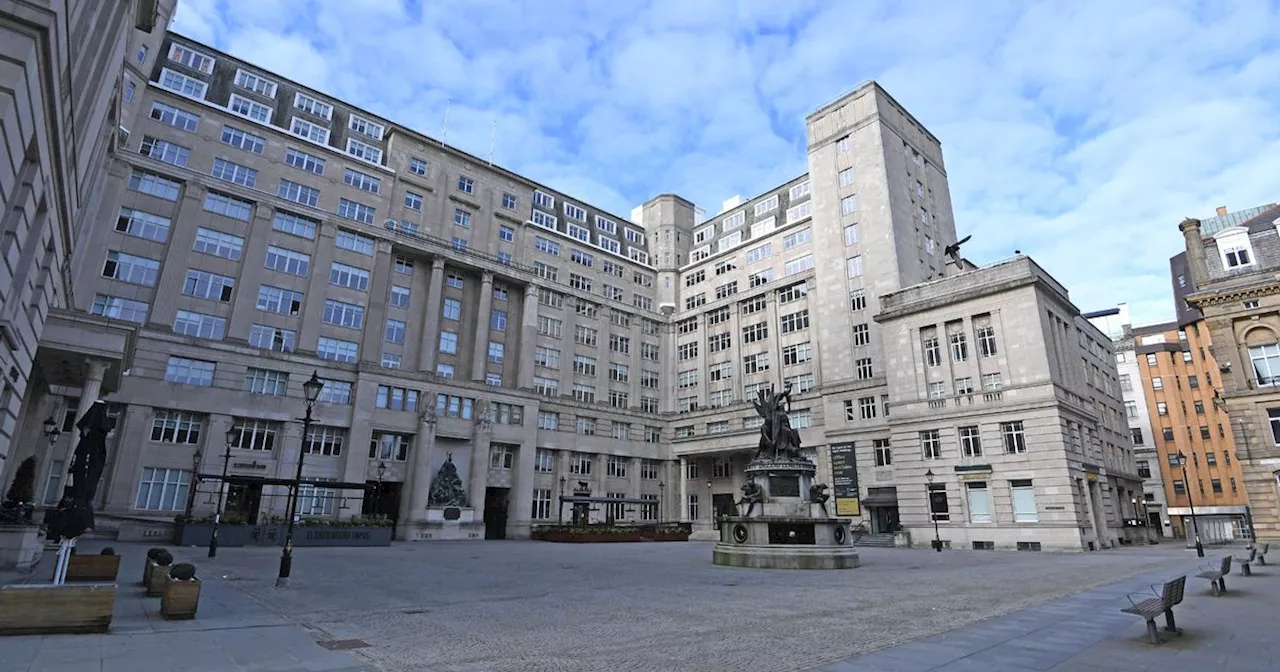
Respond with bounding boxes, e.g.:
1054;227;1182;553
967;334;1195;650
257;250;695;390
1234;548;1258;576
1196;556;1232;595
1121;575;1186;644
1257;542;1269;566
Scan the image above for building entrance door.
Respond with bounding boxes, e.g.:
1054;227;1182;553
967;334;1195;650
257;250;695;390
1147;511;1163;536
871;505;899;533
484;487;509;539
226;481;263;524
712;493;736;528
362;481;402;524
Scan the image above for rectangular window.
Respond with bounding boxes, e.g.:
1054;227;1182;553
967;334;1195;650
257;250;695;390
873;439;892;467
928;484;949;521
203;192;253;221
101;250;160;286
228;94;273;123
1001;421;1026;454
211;157;257;187
343;167;381;194
285;147;325;174
139;135;190;166
256;285;303;315
248;324;296;352
959;425;982;457
337;198;376;224
244;368;289;396
294;92;333;120
264;246;310;276
150;101;200;132
127;169;181;200
90;295;149;324
921;430;941;459
966;482;991;523
134;468;191;511
182;269;235;302
273;211;318;239
234;68;277;97
1011;479;1037;522
115;207;171;242
165;357;215;386
157;68;207;98
322;299;365;329
291;117;331;144
346;137;383;164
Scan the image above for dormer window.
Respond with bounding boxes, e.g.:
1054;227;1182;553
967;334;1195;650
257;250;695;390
1215;227;1255;270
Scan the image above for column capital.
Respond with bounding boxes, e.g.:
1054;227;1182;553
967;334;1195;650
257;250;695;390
481;270;494;285
85;359;108;381
431;257;446;271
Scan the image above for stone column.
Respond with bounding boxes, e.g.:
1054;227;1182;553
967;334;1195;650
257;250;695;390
418;258;446;372
401;418;437;531
470;425;492;529
518;283;540;389
472;271;495;381
679;456;688;522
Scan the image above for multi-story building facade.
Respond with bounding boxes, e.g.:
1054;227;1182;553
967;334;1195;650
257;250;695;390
1131;321;1249;543
0;30;1139;551
0;0;172;467
1179;207;1280;544
1087;305;1169;538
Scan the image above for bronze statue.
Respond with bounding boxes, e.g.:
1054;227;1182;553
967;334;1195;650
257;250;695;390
426;453;469;507
752;384;803;462
809;483;831;516
737;480;763;516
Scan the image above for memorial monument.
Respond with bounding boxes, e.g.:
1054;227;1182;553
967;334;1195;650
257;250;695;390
712;385;859;569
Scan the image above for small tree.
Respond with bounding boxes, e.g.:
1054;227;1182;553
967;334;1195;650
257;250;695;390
4;456;35;505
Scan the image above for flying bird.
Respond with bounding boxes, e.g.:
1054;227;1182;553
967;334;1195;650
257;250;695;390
943;235;971;266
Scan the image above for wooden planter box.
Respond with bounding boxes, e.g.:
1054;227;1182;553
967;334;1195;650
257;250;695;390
160;578;200;620
0;583;116;635
146;562;172;597
648;532;691;542
60;554;121;582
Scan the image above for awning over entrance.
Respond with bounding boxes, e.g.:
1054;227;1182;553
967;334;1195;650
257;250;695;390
863;487;898;506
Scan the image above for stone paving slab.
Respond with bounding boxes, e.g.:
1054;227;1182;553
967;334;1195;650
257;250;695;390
0;542;377;672
812;547;1280;672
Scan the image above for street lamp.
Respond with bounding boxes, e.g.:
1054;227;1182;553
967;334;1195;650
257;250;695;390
277;371;324;587
184;449;203;519
42;416;61;443
558;476;566;523
209;427;236;558
926;469;941;552
658;481;665;523
375;460;387;520
706;479;714;529
1176;450;1204;557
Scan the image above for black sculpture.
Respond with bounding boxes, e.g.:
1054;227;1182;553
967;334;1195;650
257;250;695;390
809;483;831;516
426;453;469;508
737;480;763;517
46;400;110;541
751;384;803;462
943;235;971;267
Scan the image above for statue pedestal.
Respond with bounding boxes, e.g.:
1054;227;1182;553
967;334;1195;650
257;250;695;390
713;457;858;570
397;507;482;541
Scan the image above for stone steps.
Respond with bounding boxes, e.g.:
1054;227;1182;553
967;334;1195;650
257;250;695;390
854;532;895;548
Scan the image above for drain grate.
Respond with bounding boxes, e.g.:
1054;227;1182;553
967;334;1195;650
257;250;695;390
319;639;372;651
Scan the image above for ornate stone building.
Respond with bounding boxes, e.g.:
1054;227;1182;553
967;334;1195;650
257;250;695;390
1179;207;1280;544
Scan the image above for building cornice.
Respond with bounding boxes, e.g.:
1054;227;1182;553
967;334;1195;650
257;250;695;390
1186;278;1280;307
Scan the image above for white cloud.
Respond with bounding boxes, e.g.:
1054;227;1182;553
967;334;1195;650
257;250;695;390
172;0;1280;326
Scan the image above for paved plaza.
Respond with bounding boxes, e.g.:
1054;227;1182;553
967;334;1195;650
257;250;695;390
3;539;1277;671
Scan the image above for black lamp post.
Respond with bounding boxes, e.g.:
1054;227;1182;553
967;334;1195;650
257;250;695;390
658;481;665;523
184;448;203;519
277;371;324;587
926;469;941;552
706;479;714;529
1176;450;1204;557
558;476;566;523
208;427;236;558
375;460;387;520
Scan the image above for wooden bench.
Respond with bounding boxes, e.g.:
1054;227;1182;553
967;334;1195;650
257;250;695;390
1196;556;1232;595
1234;548;1258;576
1120;575;1186;644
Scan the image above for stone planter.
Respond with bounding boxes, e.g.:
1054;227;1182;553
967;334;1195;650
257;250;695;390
0;523;45;570
160;577;200;620
538;530;647;543
0;583;116;635
146;561;172;597
647;531;691;542
61;554;121;582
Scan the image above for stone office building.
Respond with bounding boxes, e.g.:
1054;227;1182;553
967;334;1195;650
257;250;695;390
0;30;1139;550
0;1;173;468
1178;206;1280;544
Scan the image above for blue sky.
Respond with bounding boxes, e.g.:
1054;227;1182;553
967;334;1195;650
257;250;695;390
172;0;1280;326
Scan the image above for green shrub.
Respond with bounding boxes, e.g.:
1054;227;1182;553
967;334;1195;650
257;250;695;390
168;562;196;581
150;549;173;566
100;547;116;555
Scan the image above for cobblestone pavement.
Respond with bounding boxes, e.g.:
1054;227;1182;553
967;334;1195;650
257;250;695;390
185;539;1196;672
818;545;1280;671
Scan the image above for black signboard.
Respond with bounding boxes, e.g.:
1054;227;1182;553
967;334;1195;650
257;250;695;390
830;443;859;498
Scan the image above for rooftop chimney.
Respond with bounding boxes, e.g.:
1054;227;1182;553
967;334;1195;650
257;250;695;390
1179;217;1209;287
1216;205;1228;217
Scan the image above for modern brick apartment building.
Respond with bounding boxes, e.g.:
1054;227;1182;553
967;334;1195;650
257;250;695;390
1;29;1141;551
